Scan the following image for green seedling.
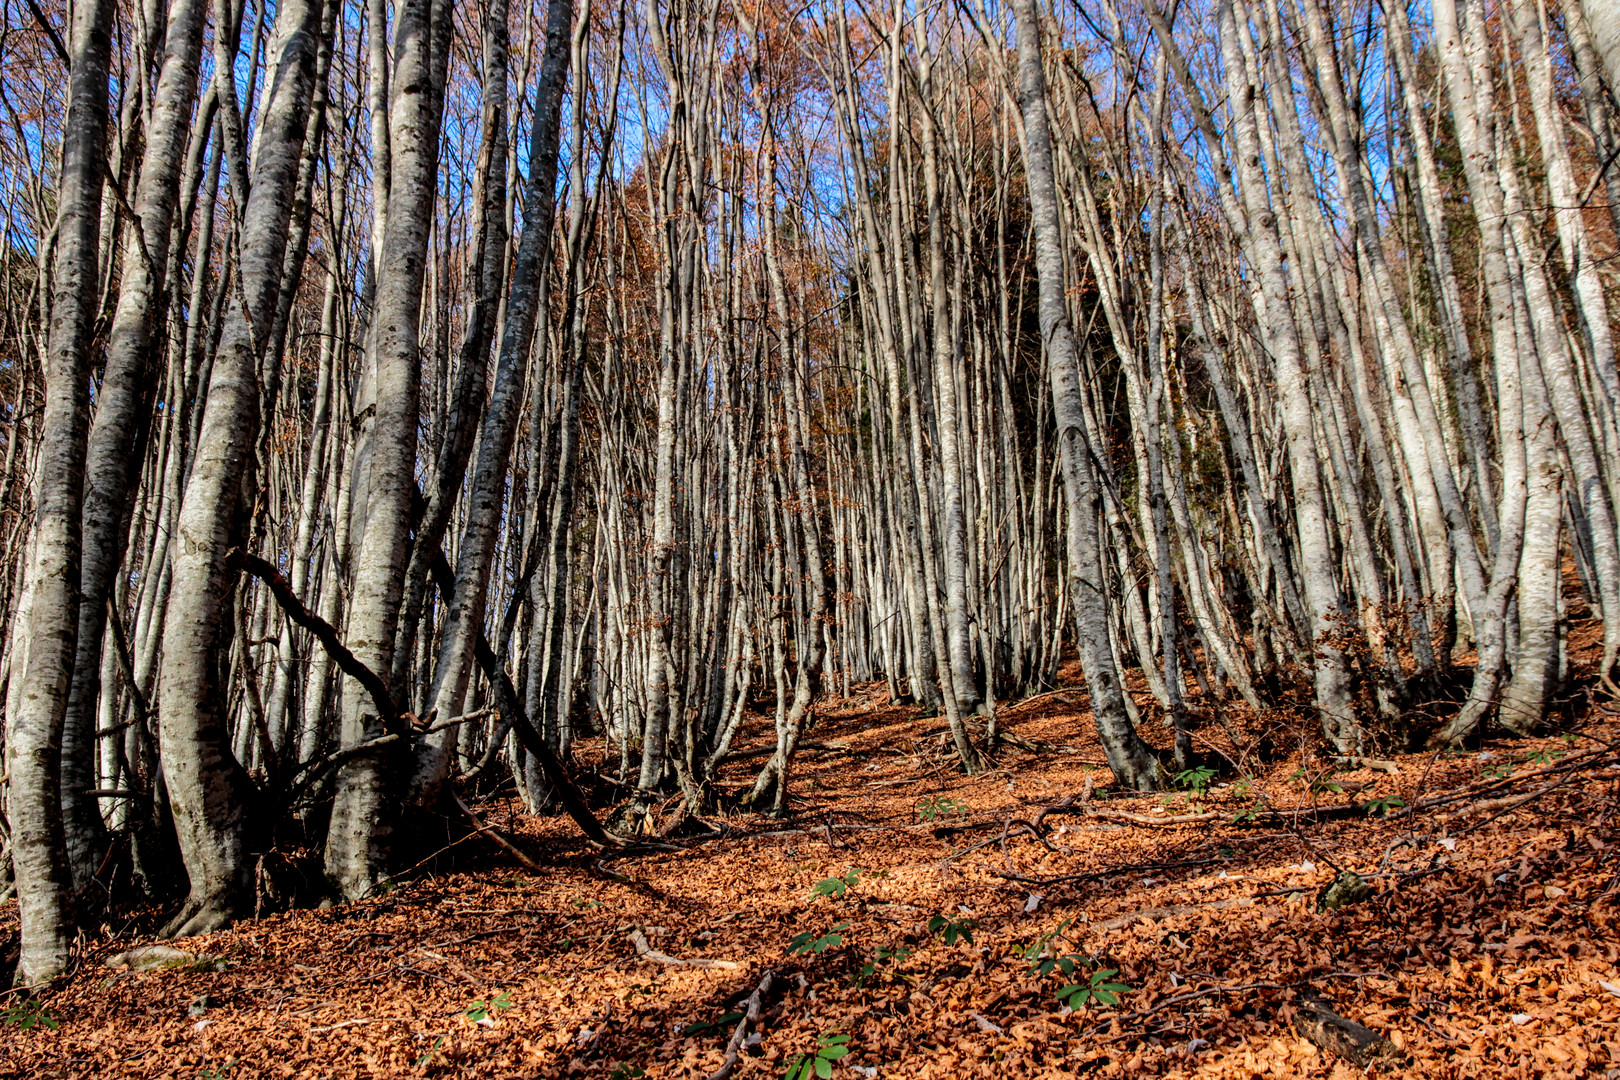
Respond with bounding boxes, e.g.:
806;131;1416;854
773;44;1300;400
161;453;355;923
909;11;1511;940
809;869;862;900
927;915;975;946
1055;968;1131;1009
784;1033;852;1080
787;921;850;956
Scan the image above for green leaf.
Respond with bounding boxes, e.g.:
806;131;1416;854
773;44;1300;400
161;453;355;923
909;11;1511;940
683;1010;744;1036
810;877;847;899
814;1057;832;1079
820;1044;850;1059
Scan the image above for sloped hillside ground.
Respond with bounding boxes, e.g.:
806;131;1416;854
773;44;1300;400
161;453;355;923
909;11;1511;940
4;669;1619;1078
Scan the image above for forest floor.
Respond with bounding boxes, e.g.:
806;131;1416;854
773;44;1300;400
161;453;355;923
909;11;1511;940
4;671;1620;1078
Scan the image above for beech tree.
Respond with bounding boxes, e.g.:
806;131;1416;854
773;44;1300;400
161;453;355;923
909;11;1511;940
2;0;1617;986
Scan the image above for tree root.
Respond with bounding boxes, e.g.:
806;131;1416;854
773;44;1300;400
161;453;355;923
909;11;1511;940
160;899;237;940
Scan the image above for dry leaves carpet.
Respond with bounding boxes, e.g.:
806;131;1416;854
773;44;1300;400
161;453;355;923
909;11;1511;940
4;689;1619;1079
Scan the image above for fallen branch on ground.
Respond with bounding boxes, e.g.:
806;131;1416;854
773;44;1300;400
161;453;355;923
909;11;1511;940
629;927;741;970
709;969;773;1080
1293;992;1399;1065
454;793;543;873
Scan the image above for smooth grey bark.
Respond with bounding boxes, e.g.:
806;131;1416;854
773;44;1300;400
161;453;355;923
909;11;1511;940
917;32;978;719
9;0;114;988
1139;64;1191;766
1580;0;1620;97
1010;0;1157;791
1298;0;1485;629
1208;0;1356;751
525;0;618;809
409;0;573;809
60;0;208;892
1507;0;1620;682
633;0;722;809
1385;0;1498;556
1424;0;1537;738
390;0;511;700
158;0;323;936
325;0;452;901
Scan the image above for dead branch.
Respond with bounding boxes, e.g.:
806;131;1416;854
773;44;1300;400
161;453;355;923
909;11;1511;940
1292;993;1399;1065
709;969;773;1080
628;926;741;970
454;792;544;873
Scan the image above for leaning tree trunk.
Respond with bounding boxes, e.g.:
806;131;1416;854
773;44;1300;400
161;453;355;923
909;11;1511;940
60;0;209;894
1009;0;1158;791
408;0;573;813
8;0;114;988
158;0;324;937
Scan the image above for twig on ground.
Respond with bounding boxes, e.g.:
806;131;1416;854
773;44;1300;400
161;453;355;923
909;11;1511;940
709;969;774;1080
628;926;741;970
455;793;543;872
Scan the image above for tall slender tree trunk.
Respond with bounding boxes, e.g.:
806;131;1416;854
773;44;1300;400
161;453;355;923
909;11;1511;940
409;0;574;811
1010;0;1157;791
325;0;452;901
8;0;115;987
61;0;209;892
158;0;324;936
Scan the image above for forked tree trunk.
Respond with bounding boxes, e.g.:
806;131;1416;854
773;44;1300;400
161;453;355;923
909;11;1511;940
158;0;324;936
325;0;452;901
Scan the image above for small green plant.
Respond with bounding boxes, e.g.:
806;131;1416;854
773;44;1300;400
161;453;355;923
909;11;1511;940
1028;951;1087;981
1;998;60;1032
464;990;514;1023
571;897;605;910
927;915;976;946
853;945;911;987
1020;918;1073;961
787;921;850;956
916;795;970;821
607;1065;647;1080
198;1060;238;1080
415;1035;448;1068
1288;764;1344;795
809;869;863;900
1173;765;1217;795
1361;795;1406;817
1228;780;1260;822
682;1009;745;1036
1526;748;1565;765
1055;968;1131;1010
1485;763;1514;780
784;1032;852;1080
